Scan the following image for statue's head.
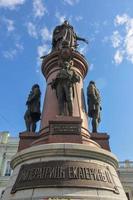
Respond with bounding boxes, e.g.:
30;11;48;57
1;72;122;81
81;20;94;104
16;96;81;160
89;81;95;85
32;84;40;90
63;20;69;26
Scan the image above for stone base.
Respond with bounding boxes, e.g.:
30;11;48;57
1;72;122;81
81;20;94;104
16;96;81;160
18;117;100;151
3;143;127;200
18;132;39;151
91;132;111;151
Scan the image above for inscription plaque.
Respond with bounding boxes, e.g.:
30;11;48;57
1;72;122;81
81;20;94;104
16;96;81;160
11;161;119;194
50;124;81;134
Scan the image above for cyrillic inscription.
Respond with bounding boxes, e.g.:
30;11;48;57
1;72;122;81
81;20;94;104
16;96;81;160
50;124;81;134
11;161;119;194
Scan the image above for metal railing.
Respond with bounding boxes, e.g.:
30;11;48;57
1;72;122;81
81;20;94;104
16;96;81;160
119;160;133;168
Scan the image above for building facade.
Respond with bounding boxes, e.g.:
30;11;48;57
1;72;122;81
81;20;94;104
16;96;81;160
0;132;19;199
118;160;133;200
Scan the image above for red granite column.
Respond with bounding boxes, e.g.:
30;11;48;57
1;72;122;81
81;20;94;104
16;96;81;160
41;51;88;129
32;50;99;147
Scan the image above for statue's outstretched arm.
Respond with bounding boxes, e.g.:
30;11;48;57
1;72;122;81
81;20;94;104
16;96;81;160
76;35;89;44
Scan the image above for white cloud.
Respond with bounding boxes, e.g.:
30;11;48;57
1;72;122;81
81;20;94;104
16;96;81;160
114;50;123;64
3;49;17;59
33;0;47;18
0;0;25;9
114;14;128;26
75;16;83;22
15;43;24;51
125;34;133;63
3;42;24;60
3;18;15;32
27;22;38;38
40;27;52;41
124;18;133;63
63;0;79;6
37;44;50;57
37;44;51;65
111;14;133;64
26;22;52;45
111;31;122;48
55;11;65;24
78;44;87;55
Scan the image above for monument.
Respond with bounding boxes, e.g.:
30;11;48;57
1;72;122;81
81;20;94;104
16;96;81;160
2;20;127;200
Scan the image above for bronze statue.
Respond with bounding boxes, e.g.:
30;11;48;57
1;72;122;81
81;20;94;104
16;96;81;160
51;61;80;116
52;20;88;51
87;81;101;133
24;84;41;132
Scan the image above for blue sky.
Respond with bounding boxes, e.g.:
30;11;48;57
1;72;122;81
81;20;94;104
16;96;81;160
0;0;133;161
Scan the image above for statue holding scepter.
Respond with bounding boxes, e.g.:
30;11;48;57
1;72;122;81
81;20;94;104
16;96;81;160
52;20;88;51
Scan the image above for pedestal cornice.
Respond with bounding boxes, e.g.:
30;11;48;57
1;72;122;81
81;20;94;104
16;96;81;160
11;143;118;170
41;50;89;80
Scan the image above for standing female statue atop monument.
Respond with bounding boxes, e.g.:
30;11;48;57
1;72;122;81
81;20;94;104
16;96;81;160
52;20;88;50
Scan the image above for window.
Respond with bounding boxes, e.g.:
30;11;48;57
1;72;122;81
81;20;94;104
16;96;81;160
5;161;12;176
